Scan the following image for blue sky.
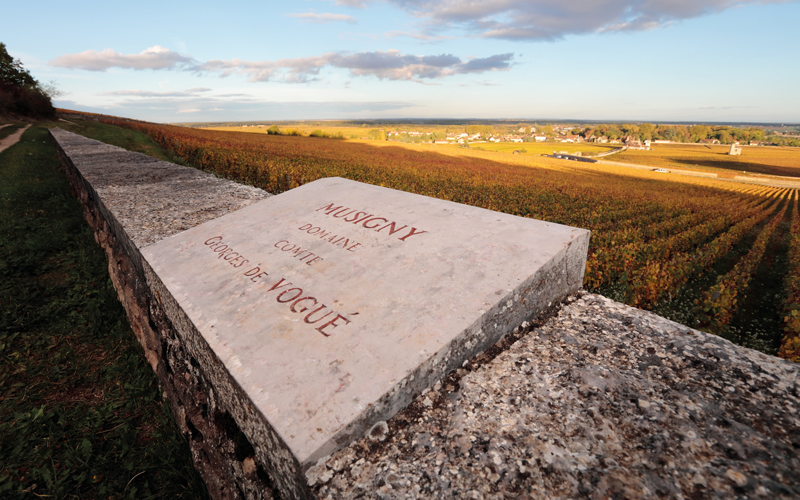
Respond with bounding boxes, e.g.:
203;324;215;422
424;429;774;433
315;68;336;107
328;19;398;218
5;0;799;123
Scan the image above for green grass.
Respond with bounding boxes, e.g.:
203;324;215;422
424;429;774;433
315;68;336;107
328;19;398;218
0;125;209;499
52;119;176;162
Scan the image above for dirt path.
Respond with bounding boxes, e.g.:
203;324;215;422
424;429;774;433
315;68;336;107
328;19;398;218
0;124;31;154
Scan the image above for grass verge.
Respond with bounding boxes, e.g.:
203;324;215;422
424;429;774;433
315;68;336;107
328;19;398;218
53;119;175;162
0;125;209;499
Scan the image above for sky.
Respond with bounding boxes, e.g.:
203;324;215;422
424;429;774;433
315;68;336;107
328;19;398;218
5;0;800;124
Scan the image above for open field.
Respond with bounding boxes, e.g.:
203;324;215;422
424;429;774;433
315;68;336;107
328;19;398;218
608;143;800;178
0;124;209;498
203;125;621;157
205;124;375;139
467;141;618;156
95;118;799;360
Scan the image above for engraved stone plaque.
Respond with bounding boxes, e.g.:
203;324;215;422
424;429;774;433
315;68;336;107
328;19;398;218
141;177;590;469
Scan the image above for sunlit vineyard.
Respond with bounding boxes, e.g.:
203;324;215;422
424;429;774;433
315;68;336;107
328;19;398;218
607;143;800;178
105;119;799;360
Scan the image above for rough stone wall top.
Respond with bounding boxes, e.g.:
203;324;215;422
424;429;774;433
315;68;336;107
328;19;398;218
50;128;270;247
310;293;800;499
51;129;800;499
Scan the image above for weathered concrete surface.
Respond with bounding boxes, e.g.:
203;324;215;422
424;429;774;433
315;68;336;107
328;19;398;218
141;177;589;473
311;292;800;499
50;128;269;247
51;129;282;499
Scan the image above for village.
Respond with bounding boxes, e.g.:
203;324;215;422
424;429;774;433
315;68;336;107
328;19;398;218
387;125;657;150
382;123;772;152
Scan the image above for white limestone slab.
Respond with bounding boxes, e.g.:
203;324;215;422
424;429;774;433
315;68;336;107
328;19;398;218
141;177;590;468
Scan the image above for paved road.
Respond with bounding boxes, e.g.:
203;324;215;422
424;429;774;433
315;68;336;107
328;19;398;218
0;125;31;154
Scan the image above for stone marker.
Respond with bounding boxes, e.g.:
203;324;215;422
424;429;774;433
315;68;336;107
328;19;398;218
141;177;589;484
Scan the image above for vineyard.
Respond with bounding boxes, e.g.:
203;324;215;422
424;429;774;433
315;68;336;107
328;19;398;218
607;143;800;178
103;120;800;362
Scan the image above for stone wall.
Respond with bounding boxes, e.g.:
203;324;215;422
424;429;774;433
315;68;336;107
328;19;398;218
51;129;291;499
52;129;800;499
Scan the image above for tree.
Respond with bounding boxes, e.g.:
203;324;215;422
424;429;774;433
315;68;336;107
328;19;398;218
367;129;386;140
621;124;640;140
0;42;55;117
639;123;655;140
606;126;622;140
0;42;37;88
690;125;709;143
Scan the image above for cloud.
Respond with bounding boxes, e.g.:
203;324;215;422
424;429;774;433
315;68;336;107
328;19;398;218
382;31;456;41
102;87;212;97
83;93;413;119
287;12;357;23
49;45;194;71
333;0;370;7
194;50;514;83
384;0;793;41
458;53;514;73
699;105;756;110
458;80;501;87
51;44;514;83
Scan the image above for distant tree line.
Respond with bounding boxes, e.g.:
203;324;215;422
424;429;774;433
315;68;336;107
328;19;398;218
0;42;56;118
566;123;799;146
266;125;344;139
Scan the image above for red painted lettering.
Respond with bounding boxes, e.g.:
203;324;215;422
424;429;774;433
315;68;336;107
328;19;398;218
362;217;388;229
345;211;371;223
399;227;427;241
250;270;268;282
351;213;374;224
377;222;408;236
243;267;261;277
268;278;293;292
315;314;351;337
332;208;356;219
346;242;362;252
317;203;342;215
304;305;333;324
290;297;318;313
276;288;303;303
205;236;223;245
306;256;323;266
298;252;316;262
298;223;313;231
